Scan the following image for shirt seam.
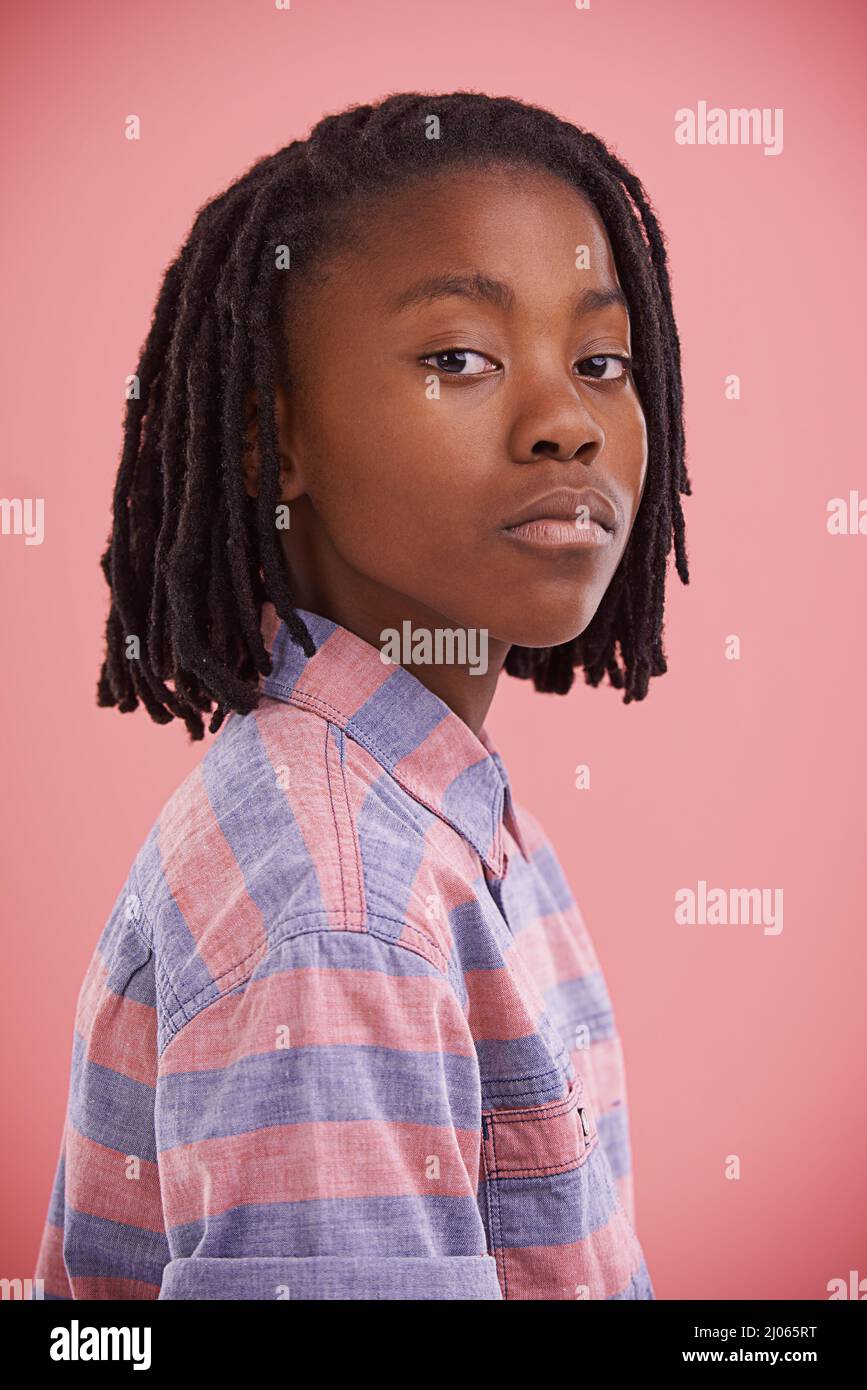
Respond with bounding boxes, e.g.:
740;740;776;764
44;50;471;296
155;916;461;1060
325;721;366;923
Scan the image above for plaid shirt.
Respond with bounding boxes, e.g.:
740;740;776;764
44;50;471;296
34;602;654;1300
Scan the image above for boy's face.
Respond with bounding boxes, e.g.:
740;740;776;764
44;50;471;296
252;163;648;654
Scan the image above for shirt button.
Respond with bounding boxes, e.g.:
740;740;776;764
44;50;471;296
578;1107;591;1137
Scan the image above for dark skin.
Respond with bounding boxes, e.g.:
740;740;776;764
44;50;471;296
242;163;648;737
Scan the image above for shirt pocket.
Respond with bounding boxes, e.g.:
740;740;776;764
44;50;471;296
479;1074;644;1299
482;1073;597;1180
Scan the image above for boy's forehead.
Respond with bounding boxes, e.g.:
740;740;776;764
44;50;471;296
358;163;607;246
309;167;618;312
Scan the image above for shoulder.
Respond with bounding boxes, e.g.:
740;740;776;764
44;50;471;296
91;868;155;994
127;700;459;1047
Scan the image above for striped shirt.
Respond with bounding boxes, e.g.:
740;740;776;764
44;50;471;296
34;602;654;1300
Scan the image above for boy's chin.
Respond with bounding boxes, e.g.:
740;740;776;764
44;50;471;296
489;602;601;652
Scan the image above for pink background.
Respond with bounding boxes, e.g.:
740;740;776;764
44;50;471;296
2;0;865;1300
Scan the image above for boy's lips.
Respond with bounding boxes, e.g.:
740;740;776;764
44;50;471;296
500;485;618;533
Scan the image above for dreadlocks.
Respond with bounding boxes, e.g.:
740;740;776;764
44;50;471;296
97;91;691;741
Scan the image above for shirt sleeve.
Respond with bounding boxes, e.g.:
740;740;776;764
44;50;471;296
33;881;171;1299
154;927;500;1300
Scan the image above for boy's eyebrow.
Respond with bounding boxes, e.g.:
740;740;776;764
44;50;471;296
387;271;628;319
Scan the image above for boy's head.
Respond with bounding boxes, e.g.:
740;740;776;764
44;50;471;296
99;91;690;740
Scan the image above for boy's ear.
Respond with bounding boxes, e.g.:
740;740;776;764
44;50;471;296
241;384;303;501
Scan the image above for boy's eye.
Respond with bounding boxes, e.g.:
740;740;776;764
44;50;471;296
579;354;632;380
420;349;632;379
421;349;497;376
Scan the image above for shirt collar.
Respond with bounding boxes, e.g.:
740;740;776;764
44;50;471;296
256;602;531;877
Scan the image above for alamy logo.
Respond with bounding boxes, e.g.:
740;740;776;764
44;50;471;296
380;622;488;675
0;1276;43;1299
50;1319;151;1370
827;1270;867;1299
827;490;867;535
0;496;44;545
675;101;783;156
675;880;783;935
